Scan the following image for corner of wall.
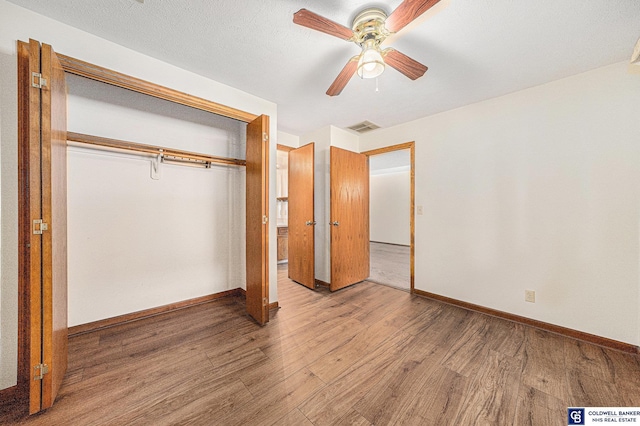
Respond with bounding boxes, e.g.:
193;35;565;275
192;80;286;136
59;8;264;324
276;130;300;148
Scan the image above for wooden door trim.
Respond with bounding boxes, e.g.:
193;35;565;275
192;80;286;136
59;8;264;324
14;40;34;411
56;53;258;123
361;142;415;293
20;39;46;414
276;144;294;152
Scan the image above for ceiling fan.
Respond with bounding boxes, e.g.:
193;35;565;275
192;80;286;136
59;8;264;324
293;0;441;96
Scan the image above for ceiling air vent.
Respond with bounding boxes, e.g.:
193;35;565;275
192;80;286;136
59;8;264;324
346;120;381;133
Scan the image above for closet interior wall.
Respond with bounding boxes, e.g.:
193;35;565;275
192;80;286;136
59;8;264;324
66;74;246;327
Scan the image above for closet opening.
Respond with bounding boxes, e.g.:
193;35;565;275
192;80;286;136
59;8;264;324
17;39;270;414
64;73;248;333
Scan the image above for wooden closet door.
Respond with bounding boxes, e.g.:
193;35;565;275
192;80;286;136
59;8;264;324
20;38;45;415
246;115;270;325
330;146;369;291
288;143;315;289
40;42;69;410
19;39;68;414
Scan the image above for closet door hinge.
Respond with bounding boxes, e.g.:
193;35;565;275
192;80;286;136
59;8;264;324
33;363;49;381
33;219;48;234
31;72;47;89
262;132;268;142
262;215;268;225
263;297;268;306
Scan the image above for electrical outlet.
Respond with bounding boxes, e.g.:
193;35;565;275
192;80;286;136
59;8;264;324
525;290;536;303
417;205;424;215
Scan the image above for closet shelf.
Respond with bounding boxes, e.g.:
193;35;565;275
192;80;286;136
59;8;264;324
67;132;246;167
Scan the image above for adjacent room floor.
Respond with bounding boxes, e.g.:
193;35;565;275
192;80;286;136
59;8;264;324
368;241;410;290
3;266;639;425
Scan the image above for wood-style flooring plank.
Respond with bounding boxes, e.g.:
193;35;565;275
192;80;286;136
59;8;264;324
352;336;446;425
388;365;469;426
298;331;415;426
240;318;364;396
440;315;492;377
415;367;470;425
522;327;569;402
515;385;567;426
564;338;616;382
566;369;622;407
110;375;252;426
218;368;325;426
4;264;639;426
452;349;523;425
307;316;404;383
334;409;373;426
272;408;315;426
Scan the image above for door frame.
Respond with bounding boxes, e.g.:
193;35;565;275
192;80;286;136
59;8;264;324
15;40;271;411
361;142;416;293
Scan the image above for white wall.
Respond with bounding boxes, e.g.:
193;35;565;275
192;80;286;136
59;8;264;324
360;62;640;346
370;171;411;245
0;0;277;390
66;76;246;326
299;126;359;283
277;131;299;149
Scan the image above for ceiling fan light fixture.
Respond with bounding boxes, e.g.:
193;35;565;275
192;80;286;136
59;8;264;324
293;2;434;95
357;39;385;79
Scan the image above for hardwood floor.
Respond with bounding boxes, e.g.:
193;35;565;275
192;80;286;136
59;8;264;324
369;242;410;290
3;265;639;425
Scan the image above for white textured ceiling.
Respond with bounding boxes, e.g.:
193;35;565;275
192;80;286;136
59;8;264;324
8;0;640;136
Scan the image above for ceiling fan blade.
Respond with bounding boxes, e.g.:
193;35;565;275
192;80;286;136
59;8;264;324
293;9;354;40
385;0;441;33
383;49;428;80
326;56;359;96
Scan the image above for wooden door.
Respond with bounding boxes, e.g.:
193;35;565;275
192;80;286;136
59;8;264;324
246;115;270;325
330;146;370;291
288;143;315;288
20;39;68;414
40;42;69;410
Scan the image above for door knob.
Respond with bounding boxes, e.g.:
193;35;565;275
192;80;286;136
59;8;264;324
330;221;339;226
305;220;316;226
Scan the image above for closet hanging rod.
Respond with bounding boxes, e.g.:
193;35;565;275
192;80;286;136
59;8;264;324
66;132;246;167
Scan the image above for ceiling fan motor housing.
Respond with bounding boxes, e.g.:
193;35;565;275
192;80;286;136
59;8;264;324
352;8;389;48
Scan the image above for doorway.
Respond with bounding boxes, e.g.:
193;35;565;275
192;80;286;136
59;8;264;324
362;143;415;292
276;145;292;265
286;143;370;292
284;142;414;293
